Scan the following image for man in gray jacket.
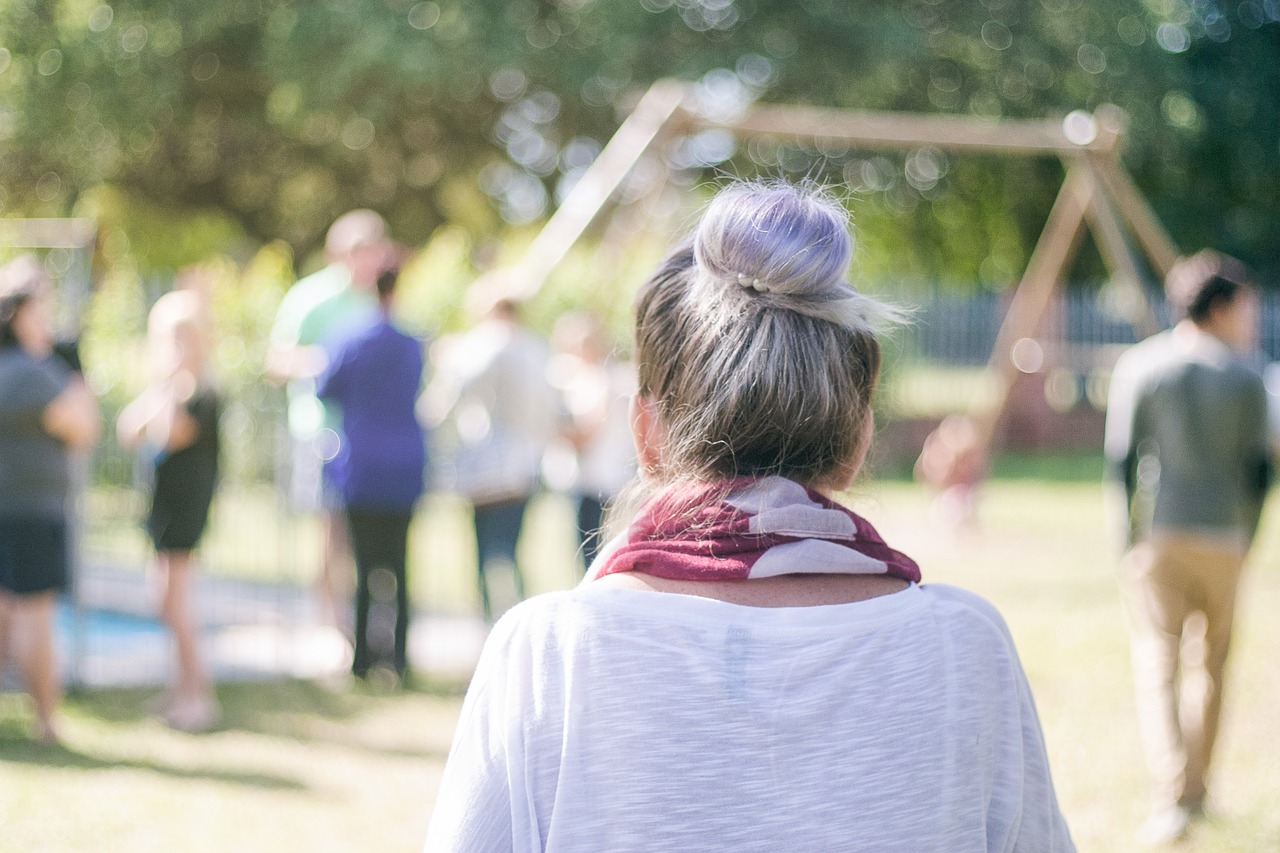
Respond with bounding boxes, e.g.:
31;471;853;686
1104;250;1271;845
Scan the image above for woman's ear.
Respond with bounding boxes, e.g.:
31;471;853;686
630;395;665;478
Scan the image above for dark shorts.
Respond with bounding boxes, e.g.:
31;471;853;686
0;517;68;595
148;465;217;552
147;487;215;552
147;503;212;552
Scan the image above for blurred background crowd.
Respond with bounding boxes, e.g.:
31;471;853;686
1;1;1278;849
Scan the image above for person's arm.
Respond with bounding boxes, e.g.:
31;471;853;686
315;337;355;406
423;693;515;851
1008;662;1077;852
423;623;519;852
265;283;331;384
116;380;200;454
1242;373;1272;543
1103;353;1142;550
266;342;328;383
42;376;101;451
956;592;1076;853
418;336;477;428
115;390;150;451
265;286;304;385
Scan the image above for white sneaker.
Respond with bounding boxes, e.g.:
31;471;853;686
165;695;221;733
1139;805;1191;847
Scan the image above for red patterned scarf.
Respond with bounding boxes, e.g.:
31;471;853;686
585;476;920;584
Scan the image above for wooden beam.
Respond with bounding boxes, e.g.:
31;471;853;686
968;163;1093;449
698;104;1119;157
510;88;1151;300
593;155;678;265
1081;159;1163;338
513;79;689;298
0;218;97;249
1088;154;1180;278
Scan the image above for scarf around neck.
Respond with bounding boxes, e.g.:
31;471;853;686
585;476;921;584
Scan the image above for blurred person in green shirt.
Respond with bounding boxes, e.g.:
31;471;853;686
1104;249;1271;846
266;210;389;643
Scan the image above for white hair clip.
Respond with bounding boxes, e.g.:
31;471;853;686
736;273;769;293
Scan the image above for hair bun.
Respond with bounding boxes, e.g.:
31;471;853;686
691;181;902;332
693;182;852;298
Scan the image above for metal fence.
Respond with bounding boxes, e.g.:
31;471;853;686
894;288;1280;368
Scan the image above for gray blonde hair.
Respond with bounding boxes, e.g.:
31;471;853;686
633;181;895;487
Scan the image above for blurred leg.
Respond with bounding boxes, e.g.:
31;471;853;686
348;510;412;679
371;512;412;677
474;497;529;620
346;510;373;678
0;588;14;673
375;512;413;678
472;504;494;622
156;550;217;730
292;438;342;634
499;499;527;602
11;591;60;742
320;505;355;640
1122;539;1190;811
1178;545;1244;809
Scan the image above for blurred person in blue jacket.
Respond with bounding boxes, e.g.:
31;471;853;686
317;264;426;682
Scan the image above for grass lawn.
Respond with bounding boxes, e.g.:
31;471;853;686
4;477;1279;851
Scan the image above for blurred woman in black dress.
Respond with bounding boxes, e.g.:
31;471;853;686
118;284;221;731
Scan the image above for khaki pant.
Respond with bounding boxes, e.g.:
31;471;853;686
1122;534;1246;810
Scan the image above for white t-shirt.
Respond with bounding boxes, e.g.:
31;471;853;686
426;584;1075;853
428;319;558;502
553;357;636;498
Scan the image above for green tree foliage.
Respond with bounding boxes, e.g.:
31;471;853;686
0;0;1276;284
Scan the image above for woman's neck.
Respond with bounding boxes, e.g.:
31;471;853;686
594;571;910;607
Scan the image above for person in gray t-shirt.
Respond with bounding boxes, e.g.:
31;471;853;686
1104;249;1270;845
0;255;100;744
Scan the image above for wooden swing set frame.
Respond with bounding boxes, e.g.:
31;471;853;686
510;79;1181;463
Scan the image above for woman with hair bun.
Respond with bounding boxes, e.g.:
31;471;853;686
426;182;1075;852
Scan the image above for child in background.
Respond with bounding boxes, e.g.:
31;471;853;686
547;311;636;571
117;287;221;731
